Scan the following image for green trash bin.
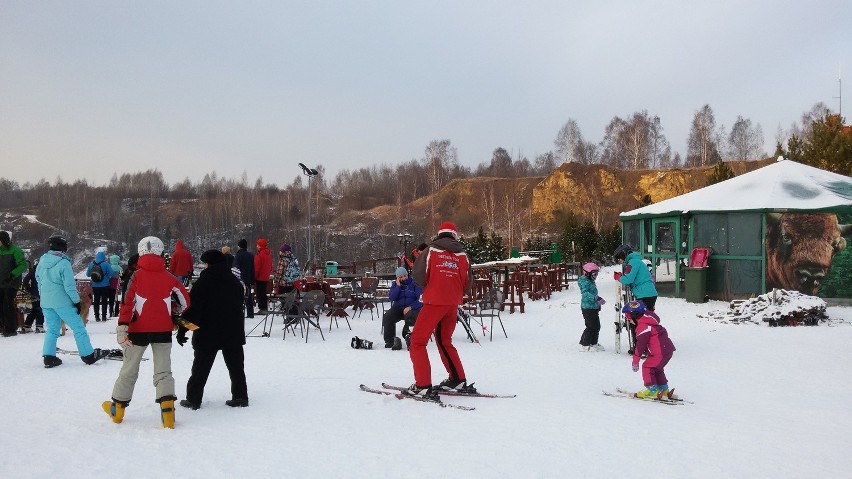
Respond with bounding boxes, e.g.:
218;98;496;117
325;261;339;275
510;246;520;258
548;243;562;264
684;267;708;303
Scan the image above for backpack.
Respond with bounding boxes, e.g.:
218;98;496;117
90;261;104;282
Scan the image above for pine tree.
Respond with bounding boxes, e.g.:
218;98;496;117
802;114;852;175
705;161;735;186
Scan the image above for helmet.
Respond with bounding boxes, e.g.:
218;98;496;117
621;300;646;315
613;244;632;261
138;236;165;256
48;235;68;252
582;262;600;274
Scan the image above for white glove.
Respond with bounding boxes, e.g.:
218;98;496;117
116;324;133;350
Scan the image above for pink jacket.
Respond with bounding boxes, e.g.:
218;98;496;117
632;312;675;367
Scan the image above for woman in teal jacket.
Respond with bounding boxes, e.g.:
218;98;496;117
614;245;658;310
36;235;107;367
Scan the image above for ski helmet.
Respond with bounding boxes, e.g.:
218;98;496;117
582;262;600;274
138;236;165;256
48;235;68;252
613;244;632;261
621;300;646;316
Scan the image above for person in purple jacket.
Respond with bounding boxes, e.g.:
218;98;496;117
622;300;677;400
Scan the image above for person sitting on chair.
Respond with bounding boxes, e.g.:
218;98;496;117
382;267;422;350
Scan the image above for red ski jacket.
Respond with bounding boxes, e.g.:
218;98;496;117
169;240;194;277
254;242;273;282
412;236;472;306
120;254;190;333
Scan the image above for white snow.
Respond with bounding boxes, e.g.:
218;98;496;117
2;266;851;478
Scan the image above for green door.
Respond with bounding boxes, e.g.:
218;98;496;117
650;219;680;297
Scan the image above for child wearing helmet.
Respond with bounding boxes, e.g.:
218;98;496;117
103;236;191;428
622;300;677;400
578;262;605;352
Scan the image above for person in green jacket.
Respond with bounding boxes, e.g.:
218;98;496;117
0;231;27;337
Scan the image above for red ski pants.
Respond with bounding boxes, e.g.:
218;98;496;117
409;304;465;387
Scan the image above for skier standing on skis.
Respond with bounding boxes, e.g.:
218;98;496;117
622;300;677;400
405;221;475;401
102;236;190;429
578;262;605;352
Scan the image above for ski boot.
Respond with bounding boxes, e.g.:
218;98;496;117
437;377;478;394
20;325;32;334
82;348;110;365
35;326;45;333
634;385;660;400
158;396;176;429
391;337;402;351
401;384;440;401
102;400;128;423
658;384;678;401
43;355;62;368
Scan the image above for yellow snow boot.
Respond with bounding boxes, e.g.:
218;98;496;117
102;401;126;424
160;400;175;429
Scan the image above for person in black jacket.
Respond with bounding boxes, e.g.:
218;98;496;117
21;260;45;333
233;239;256;319
177;249;249;409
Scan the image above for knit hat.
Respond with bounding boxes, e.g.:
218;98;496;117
256;238;267;248
280;243;291;253
395;267;408;277
238;239;248;249
200;249;226;265
437;221;459;239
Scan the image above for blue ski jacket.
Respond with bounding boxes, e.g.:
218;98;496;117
35;250;81;308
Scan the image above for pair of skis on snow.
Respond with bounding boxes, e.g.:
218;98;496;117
602;388;692;405
359;383;516;411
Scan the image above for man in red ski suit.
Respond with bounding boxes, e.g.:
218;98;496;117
624;300;676;399
405;222;475;399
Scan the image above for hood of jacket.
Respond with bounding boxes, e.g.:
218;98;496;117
40;250;70;270
109;254;121;266
175;240;186;251
95;251;107;263
430;236;465;253
137;253;166;272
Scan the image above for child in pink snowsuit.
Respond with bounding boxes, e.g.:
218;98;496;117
622;300;677;399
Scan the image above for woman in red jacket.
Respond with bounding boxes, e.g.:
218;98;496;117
253;238;273;313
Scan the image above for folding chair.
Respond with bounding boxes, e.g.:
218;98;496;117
283;290;326;343
248;290;298;338
470;287;507;341
322;280;351;332
351;278;377;320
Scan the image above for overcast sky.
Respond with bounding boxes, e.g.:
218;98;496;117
1;1;849;188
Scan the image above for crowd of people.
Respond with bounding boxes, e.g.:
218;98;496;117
0;223;678;428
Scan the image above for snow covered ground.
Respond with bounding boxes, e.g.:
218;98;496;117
2;266;851;478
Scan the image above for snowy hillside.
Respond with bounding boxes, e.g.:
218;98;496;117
1;266;850;478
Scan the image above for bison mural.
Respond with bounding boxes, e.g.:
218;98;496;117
765;213;852;295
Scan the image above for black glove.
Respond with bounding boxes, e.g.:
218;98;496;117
73;302;82;314
176;328;188;347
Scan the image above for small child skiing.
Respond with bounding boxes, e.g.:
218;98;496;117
622;300;677;400
578;262;605;352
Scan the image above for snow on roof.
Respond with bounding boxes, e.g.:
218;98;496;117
620;159;852;219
